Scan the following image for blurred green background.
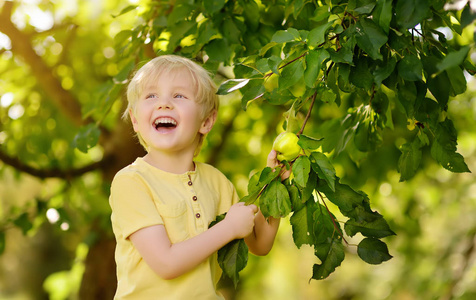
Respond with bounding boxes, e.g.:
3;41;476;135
0;0;475;299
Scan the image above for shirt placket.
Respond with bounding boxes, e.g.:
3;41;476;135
185;174;206;233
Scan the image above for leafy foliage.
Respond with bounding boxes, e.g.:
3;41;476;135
0;0;474;297
192;0;473;283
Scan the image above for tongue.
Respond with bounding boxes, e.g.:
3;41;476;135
155;123;176;132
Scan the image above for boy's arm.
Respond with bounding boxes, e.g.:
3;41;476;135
129;202;257;280
245;211;280;256
244;150;290;256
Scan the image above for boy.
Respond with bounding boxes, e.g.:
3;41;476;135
109;55;281;299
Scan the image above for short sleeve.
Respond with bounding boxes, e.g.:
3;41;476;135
217;178;240;215
110;172;163;239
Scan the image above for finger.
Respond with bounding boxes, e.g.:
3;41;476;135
281;168;292;181
248;204;258;214
267;149;278;168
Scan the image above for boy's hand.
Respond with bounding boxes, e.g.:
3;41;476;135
267;149;291;181
224;202;258;239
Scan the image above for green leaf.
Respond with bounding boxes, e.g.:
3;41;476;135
317;178;366;216
321;89;337;104
373;55;397;86
260;179;292;218
290;199;318;248
354;18;388;60
357;238;392;265
114;59;136;83
286;183;304;211
312;238;345;280
13;213;33;235
302;170;318;201
461;4;476;28
327;39;354;64
114;30;132;47
397;54;423;81
217;238;249;288
259;41;278;56
268;56;282;74
292;156;311;188
307;21;334;47
242;167;281;205
395;0;430;29
216;79;250;95
205;38;231;63
352;0;376;14
241;0;260;31
256;167;281;190
349;57;374;89
298;134;324;150
436;46;470;73
168;4;196;25
265;89;295;105
72;124;101;153
447;66;467;96
345;214;396;238
111;5;137;18
203;0;225;15
195;21;219;48
310;152;336;192
354;119;371;151
271;29;298;43
397;80;417;117
427;72;450;108
278;59;305;90
240;79;266;109
304;49;329;87
313;203;340;245
373;0;393;33
167;20;196;52
398;138;423;181
371;89;389;115
431;119;471;173
209;213;225;228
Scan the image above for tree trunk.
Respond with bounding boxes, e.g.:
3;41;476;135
79;227;117;300
79;121;146;299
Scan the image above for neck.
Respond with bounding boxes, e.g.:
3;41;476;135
143;151;196;174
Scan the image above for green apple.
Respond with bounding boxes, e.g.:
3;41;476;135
272;132;301;162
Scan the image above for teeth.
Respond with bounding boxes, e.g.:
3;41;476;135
154;117;177;127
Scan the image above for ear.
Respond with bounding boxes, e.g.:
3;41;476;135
199;110;217;135
129;109;139;132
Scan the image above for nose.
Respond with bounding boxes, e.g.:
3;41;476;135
156;97;173;110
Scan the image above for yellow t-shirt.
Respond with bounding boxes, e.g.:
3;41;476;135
109;157;239;299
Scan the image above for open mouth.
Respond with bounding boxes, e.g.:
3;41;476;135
153;117;177;130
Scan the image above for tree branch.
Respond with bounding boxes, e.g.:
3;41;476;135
0;2;89;128
0;148;114;179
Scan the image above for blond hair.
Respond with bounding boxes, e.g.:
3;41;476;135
124;55;219;154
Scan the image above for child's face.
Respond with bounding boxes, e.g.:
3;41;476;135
129;67;213;156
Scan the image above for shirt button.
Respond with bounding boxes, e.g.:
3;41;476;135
188;181;193;186
192;196;198;201
195;213;201;219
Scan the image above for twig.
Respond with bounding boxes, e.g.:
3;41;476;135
298;91;318;136
317;190;349;245
264;52;307;78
